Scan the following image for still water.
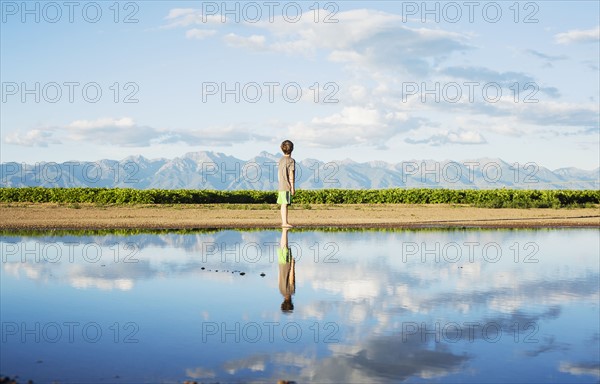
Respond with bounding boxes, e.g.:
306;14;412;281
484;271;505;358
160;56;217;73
1;229;599;383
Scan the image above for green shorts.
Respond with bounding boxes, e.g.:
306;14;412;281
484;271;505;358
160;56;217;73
278;247;292;264
277;191;292;205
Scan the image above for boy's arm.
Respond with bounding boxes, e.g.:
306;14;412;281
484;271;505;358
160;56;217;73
289;170;295;195
289;258;295;286
288;163;295;195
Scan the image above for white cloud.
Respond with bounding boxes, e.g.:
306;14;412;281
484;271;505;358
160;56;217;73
555;26;600;44
163;8;470;72
288;106;425;148
329;50;363;63
62;117;162;147
5;118;269;148
448;130;486;144
165;8;196;20
313;106;380;126
185;28;217;39
162;8;221;28
4;129;58;147
68;117;135;129
347;85;368;103
497;100;599;129
460;117;524;137
162;124;270;146
440;66;561;98
406;129;487;146
525;49;568;62
223;33;266;49
255;9;471;73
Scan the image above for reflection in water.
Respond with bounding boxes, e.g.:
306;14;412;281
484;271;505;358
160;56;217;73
1;229;599;383
279;228;295;313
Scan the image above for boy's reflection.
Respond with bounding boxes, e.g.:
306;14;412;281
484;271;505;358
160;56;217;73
278;228;295;312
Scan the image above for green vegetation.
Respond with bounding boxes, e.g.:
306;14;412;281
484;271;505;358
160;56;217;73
0;228;225;237
0;187;274;205
0;187;598;208
297;188;600;208
0;227;551;238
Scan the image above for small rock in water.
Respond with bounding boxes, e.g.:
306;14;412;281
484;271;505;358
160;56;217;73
240;272;246;276
260;273;266;277
201;267;205;270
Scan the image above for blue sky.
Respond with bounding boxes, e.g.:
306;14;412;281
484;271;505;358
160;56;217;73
1;1;598;169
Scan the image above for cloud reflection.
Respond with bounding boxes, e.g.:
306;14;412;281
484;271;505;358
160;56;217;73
2;229;599;382
185;331;469;383
559;361;600;379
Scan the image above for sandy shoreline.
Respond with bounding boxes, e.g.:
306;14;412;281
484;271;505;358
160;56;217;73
0;203;598;230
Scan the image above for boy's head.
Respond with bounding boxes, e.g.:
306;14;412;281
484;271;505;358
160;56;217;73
280;140;294;155
281;296;294;312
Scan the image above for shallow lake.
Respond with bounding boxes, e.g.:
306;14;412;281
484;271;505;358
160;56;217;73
1;228;599;383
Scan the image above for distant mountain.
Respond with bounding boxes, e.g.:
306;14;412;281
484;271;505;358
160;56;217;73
1;151;598;190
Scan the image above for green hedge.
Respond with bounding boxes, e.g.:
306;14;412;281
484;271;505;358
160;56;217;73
293;189;600;208
0;187;598;208
0;187;276;205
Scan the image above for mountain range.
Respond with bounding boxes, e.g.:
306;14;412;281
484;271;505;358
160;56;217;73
1;151;598;190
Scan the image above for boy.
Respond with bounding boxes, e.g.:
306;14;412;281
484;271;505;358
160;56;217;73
277;140;295;228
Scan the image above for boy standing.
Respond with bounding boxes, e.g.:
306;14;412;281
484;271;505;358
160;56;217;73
277;140;295;228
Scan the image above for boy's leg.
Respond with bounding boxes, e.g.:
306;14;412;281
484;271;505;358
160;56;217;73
281;203;289;226
278;191;293;227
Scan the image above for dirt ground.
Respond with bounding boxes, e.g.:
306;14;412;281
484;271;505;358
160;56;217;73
0;203;598;230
